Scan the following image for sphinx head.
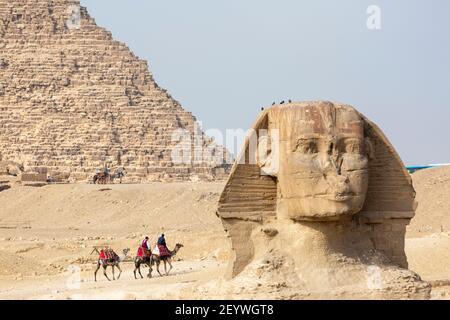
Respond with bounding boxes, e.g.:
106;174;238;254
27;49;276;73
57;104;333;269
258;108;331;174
258;102;373;221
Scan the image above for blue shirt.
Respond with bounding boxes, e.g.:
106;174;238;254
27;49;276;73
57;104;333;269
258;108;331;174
157;236;166;246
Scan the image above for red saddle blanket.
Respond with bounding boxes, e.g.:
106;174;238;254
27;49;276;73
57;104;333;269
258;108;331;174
157;245;171;257
136;247;151;258
99;249;117;260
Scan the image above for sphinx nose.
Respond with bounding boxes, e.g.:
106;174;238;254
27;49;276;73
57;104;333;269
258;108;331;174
334;175;350;192
322;154;342;175
323;171;350;195
321;157;350;192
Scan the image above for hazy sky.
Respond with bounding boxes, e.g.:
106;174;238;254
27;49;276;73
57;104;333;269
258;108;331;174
81;0;450;165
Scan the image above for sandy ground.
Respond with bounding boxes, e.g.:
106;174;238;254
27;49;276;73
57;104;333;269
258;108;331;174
403;166;450;299
408;166;450;237
0;180;231;299
0;260;227;300
0;168;449;299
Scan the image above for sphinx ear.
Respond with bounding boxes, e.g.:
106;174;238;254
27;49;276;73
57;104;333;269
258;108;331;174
365;137;375;160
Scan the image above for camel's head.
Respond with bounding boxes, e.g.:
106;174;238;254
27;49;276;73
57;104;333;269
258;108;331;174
175;243;184;250
123;248;130;255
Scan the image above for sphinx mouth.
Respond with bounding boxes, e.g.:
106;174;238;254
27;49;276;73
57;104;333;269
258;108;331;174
326;192;356;202
302;192;356;202
331;194;354;202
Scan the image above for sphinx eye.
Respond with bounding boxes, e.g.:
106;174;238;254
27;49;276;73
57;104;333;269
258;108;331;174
343;139;363;154
296;140;318;154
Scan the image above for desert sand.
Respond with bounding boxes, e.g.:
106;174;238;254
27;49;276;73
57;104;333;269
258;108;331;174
0;167;449;300
405;166;450;299
0;180;230;299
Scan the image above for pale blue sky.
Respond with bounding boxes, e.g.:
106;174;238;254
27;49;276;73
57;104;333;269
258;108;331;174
81;0;450;165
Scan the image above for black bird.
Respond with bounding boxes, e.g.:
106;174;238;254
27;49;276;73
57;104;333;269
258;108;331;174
272;102;275;105
288;99;292;103
261;107;264;111
280;100;285;105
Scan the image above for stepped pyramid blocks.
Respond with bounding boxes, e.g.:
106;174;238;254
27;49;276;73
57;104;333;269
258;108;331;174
0;0;231;182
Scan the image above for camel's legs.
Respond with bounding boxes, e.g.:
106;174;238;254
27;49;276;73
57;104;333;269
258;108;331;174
94;261;101;282
147;258;153;278
103;265;111;281
163;260;168;275
134;259;142;279
116;264;122;280
133;262;138;279
156;260;163;277
112;265;115;280
148;264;153;278
167;258;173;275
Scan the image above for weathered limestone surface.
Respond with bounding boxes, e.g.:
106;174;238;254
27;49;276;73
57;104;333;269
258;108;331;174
216;101;431;299
0;0;230;182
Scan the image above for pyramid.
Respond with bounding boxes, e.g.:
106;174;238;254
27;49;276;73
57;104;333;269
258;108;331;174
0;0;231;182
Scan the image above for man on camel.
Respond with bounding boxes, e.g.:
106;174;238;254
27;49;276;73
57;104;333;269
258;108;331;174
158;234;166;247
152;234;171;257
137;236;151;261
142;236;150;250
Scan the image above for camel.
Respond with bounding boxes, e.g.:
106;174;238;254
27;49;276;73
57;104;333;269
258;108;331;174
94;248;130;282
134;243;183;279
93;169;126;184
110;169;126;184
150;243;184;278
133;249;152;279
93;172;109;184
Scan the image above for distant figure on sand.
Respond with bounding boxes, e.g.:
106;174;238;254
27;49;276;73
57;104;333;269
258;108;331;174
110;167;126;184
93;167;126;184
93;168;109;184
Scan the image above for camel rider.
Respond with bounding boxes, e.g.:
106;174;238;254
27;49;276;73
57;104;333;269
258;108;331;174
142;236;150;249
155;234;170;257
141;236;151;255
158;234;166;247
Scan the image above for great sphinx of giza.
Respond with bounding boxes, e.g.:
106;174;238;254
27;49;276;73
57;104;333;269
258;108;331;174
216;101;431;299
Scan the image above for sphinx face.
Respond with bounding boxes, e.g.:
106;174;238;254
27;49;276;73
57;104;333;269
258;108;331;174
261;103;370;221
